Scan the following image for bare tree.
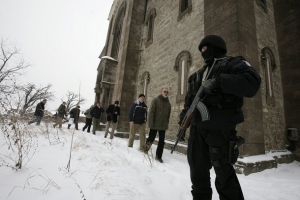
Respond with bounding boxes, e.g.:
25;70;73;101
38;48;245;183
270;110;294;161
63;91;86;113
0;96;38;170
0;38;29;93
19;83;55;116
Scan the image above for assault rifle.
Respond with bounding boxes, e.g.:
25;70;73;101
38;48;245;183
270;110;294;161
171;58;227;154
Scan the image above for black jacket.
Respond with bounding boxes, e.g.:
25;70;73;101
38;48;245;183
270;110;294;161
180;56;261;130
34;102;45;117
69;108;80;120
91;106;104;119
106;104;120;123
128;100;147;124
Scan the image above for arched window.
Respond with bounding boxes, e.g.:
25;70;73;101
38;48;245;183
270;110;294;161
261;47;276;106
181;0;189;13
174;51;192;103
111;1;126;59
140;71;150;100
178;0;192;21
145;8;156;48
256;0;267;12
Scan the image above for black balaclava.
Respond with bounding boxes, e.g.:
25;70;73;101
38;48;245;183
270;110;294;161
198;35;227;64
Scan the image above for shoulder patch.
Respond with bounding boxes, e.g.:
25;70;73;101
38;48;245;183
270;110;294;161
243;60;252;67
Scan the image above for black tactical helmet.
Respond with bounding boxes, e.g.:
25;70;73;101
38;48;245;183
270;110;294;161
198;35;227;54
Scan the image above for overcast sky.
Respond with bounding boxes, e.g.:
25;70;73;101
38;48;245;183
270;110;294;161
0;0;114;110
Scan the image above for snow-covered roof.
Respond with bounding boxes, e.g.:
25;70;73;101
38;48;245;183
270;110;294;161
101;56;116;61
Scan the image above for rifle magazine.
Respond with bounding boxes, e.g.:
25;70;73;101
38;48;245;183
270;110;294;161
196;101;210;121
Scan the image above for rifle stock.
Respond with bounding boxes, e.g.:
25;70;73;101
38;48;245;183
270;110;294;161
181;112;194;129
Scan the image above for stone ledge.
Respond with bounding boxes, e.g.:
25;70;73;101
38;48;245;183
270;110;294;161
235;151;295;176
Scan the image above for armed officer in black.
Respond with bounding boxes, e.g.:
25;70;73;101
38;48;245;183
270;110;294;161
179;35;261;200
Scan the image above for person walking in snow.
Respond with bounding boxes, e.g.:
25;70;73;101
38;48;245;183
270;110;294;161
28;99;47;125
178;35;261;200
90;102;104;135
144;88;171;163
53;102;67;128
104;101;120;139
68;105;80;130
128;94;147;150
82;105;94;133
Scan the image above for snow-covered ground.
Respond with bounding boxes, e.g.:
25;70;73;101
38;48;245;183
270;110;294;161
0;122;299;200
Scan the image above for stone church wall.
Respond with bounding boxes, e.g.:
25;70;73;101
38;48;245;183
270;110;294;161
254;0;286;150
138;0;205;141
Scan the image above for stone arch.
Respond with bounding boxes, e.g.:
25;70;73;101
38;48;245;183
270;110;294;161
174;50;192;71
261;47;276;70
174;50;192;102
145;8;157;47
111;1;127;59
140;71;150;99
261;46;276;106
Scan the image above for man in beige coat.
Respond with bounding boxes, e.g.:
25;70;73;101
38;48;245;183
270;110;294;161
144;88;171;163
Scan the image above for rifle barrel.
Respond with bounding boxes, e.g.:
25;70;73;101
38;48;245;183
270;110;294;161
171;128;186;154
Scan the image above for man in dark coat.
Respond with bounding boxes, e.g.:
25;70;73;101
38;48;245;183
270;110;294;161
179;35;261;200
144;88;171;163
104;100;120;139
128;94;147;150
68;105;80;130
90;102;104;135
28;99;47;125
53;102;67;128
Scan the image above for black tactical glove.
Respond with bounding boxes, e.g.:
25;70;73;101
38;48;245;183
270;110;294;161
178;119;183;126
202;78;221;95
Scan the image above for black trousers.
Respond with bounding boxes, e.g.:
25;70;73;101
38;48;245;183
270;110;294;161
83;118;92;132
146;129;165;158
187;125;244;200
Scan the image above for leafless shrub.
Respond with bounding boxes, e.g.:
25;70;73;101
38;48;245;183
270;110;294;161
59;167;87;200
38;123;66;146
0;116;38;169
66;129;76;172
24;168;61;193
88;169;106;189
143;146;154;168
73;135;90;150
